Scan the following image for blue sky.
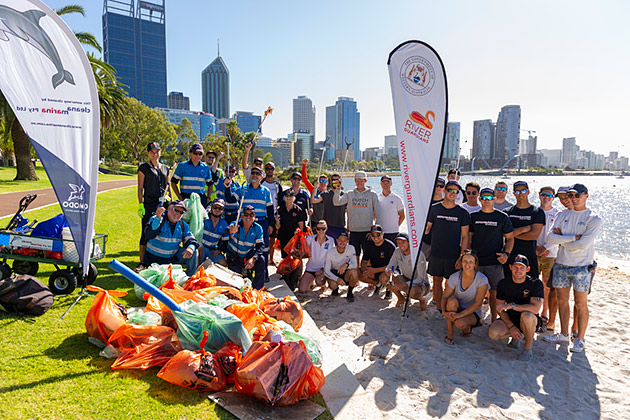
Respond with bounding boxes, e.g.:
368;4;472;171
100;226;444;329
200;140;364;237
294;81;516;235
51;0;630;157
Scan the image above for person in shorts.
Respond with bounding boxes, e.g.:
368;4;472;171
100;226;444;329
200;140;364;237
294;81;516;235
324;232;359;302
488;255;544;362
535;186;560;329
359;225;396;298
299;220;335;293
421;177;445;259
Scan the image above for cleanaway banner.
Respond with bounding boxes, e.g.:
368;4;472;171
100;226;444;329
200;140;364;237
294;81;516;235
0;0;100;276
387;41;447;270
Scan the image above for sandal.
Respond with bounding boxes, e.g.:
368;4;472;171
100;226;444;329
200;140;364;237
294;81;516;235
461;328;472;337
541;315;549;325
444;336;454;345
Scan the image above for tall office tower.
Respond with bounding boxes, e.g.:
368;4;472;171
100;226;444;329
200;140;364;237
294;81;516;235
103;0;167;108
293;96;316;138
520;135;537;155
472;119;495;160
288;132;315;162
325;97;360;161
384;135;398;156
443;122;460;160
562;137;579;166
202;45;230;119
234;111;261;135
494;105;521;163
167;91;190;110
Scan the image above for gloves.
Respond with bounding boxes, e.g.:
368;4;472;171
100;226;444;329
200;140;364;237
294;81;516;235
137;203;145;219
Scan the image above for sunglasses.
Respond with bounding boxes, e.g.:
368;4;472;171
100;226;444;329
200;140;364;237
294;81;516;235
265;167;274;170
446;188;459;194
207;156;216;159
371;232;382;237
435;184;445;188
316;227;327;231
229;170;236;173
567;193;583;198
171;208;185;215
462;249;477;255
495;187;507;191
251;172;262;176
193;152;203;156
212;205;224;210
466;191;478;195
243;213;255;218
514;189;528;195
319;179;328;183
480;195;494;201
540;192;554;198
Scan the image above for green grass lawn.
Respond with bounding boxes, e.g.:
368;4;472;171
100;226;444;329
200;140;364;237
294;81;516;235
0;186;330;420
0;166;133;193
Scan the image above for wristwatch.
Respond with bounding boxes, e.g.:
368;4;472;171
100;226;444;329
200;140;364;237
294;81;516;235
510;302;516;309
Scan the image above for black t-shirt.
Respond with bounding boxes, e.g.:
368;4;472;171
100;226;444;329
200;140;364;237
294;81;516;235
422;198;443;245
362;239;396;268
279;188;311;214
277;204;307;242
139;161;169;201
427;203;471;259
496;275;544;305
470;210;514;266
506;205;545;259
321;190;346;228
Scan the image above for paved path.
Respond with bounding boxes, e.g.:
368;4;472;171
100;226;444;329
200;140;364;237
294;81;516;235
0;179;135;219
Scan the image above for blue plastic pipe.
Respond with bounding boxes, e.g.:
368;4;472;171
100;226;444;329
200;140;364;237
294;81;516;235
108;259;182;313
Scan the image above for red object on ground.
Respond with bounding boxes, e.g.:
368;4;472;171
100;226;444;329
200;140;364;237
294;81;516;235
85;285;128;345
107;324;182;370
215;341;243;384
260;296;304;332
283;230;311;259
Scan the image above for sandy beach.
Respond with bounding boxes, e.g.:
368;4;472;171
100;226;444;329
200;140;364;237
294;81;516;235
291;262;630;419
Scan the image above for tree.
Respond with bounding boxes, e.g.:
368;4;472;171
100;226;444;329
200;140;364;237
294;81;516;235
262;152;273;165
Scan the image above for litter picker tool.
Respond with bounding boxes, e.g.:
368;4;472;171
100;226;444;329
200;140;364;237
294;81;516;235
341;137;355;174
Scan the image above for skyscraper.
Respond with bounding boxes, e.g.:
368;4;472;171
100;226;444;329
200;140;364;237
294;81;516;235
288;132;314;162
472;119;495;160
167;91;190;110
325;97;360;161
202;46;230;119
443;122;460;160
234;111;261;135
495;105;521;163
103;0;167;108
384;135;398;156
562;137;578;167
293;96;316;138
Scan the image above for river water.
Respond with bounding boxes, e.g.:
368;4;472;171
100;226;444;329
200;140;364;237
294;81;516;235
341;174;629;265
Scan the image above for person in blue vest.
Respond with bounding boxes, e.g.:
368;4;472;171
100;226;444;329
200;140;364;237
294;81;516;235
212;164;240;223
171;143;213;208
202;198;229;266
226;205;266;289
143;200;200;276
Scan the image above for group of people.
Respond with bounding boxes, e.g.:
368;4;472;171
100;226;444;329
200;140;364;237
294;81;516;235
426;169;601;360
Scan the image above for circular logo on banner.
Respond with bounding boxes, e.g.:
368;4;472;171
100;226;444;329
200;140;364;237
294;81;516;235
400;56;435;96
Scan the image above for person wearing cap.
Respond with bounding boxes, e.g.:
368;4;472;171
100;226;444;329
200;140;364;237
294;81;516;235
300;159;327;230
324;232;359;302
311;171;347;239
299;220;336;293
543;183;602;352
261;161;283;264
488;254;544;362
421;178;445;259
226;205;266;289
360;225;396;298
206;150;226;202
143;200;200;276
425;180;471;311
171;143;213;207
442;250;489;345
505;181;546;280
275;189;307;291
376;175;405;243
201;199;229;267
468;187;514;320
213;165;241;224
278;171;312;218
241;142;264;183
333;171;380;266
493;181;513;211
380;232;430;309
535;186;560;329
137;142;170;270
447;169;464;204
462;182;482;214
556;186;573;211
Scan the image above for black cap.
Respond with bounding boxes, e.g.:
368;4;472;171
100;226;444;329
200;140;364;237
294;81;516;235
513;254;529;267
147;141;161;152
291;172;302;180
283;189;296;197
569;183;588;194
370;224;384;233
445;180;461;190
448;168;460;175
480;188;494;196
514;180;529;189
169;200;186;210
381;175;392;182
265;162;275;169
253;157;263;163
337;232;349;238
250;167;263;175
395;232;409;241
189;143;203;153
210;198;225;208
436;177;446;185
243;205;256;212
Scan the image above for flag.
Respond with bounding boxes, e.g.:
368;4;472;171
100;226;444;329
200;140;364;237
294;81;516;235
0;0;100;276
387;40;448;269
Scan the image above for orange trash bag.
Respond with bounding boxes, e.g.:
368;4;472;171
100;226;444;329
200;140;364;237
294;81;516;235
215;341;243;384
157;331;226;392
283;230;311;259
260;296;303;332
235;341;325;406
107;324;182;370
241;287;274;307
277;256;301;275
225;302;260;332
85;285;128;346
144;282;206;329
183;266;217;291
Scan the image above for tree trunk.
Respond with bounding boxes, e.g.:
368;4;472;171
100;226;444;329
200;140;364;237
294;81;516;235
12;118;38;181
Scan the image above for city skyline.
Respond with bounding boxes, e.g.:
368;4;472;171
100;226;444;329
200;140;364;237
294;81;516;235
56;1;629;157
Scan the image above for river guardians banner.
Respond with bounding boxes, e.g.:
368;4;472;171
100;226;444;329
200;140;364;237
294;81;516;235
0;0;100;276
387;41;448;270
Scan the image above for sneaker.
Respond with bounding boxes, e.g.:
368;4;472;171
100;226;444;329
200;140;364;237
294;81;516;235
507;338;522;349
133;264;146;273
331;288;339;297
384;290;392;300
346;293;355;303
571;331;578;340
542;333;570;343
570;337;585;352
370;285;381;297
518;348;533;362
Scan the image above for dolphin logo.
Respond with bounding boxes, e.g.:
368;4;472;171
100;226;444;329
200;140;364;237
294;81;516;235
68;183;85;201
0;6;75;89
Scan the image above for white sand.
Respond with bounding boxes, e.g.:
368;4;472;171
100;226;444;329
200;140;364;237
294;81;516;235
291;263;630;419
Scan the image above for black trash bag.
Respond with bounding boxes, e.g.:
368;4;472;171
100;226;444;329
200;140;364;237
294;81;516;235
0;274;54;316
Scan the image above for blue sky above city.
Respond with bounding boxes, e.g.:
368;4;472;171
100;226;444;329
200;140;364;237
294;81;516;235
52;0;629;157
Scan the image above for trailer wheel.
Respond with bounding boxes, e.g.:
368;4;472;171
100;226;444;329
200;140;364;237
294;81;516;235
12;260;39;276
0;263;11;280
49;270;77;295
72;263;98;285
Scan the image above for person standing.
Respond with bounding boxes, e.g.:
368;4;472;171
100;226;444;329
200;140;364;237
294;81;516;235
376;175;405;243
214;165;241;224
278;172;311;218
493;181;513;211
301;158;327;230
241;142;264;183
421;178;445;259
462;182;482;214
446;169;465;204
171;143;213;207
425;181;470;311
311;172;346;239
535;186;560;329
543;184;602;352
137;142;169;270
262;161;283;264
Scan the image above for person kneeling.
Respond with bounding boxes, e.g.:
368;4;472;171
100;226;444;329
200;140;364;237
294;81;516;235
488;255;544;362
324;232;359;302
201;198;229;267
359;225;396;298
299;220;335;293
143;200;200;276
441;250;489;345
226;205;267;289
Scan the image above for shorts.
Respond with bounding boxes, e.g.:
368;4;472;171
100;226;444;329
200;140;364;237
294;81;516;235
506;310;543;332
384;232;399;243
478;265;504;290
327;268;349;284
400;275;431;296
551;263;591;293
349;231;370;258
326;226;347;240
427;256;457;278
537;256;556;279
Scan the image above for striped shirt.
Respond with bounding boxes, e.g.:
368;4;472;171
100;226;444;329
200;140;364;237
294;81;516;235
226;183;274;220
227;222;264;259
145;216;198;258
172;160;212;195
202;217;229;250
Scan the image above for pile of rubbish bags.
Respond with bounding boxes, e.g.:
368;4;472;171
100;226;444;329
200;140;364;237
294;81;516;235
85;264;324;406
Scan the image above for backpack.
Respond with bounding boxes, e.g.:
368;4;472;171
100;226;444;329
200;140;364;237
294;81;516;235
0;274;54;316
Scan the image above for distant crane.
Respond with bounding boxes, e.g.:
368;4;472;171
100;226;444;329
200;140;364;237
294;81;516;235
521;129;536;138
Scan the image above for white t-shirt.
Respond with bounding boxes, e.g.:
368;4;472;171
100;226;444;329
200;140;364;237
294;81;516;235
305;234;335;272
536;207;560;258
262;179;280;213
324;244;358;281
377;192;405;234
547;208;602;267
462;203;482;214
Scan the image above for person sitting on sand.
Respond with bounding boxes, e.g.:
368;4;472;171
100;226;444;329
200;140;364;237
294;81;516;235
379;233;430;309
488;255;544;362
324;232;360;302
441;250;489;345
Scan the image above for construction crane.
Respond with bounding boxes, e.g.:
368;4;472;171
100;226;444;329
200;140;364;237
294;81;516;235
521;129;536;138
